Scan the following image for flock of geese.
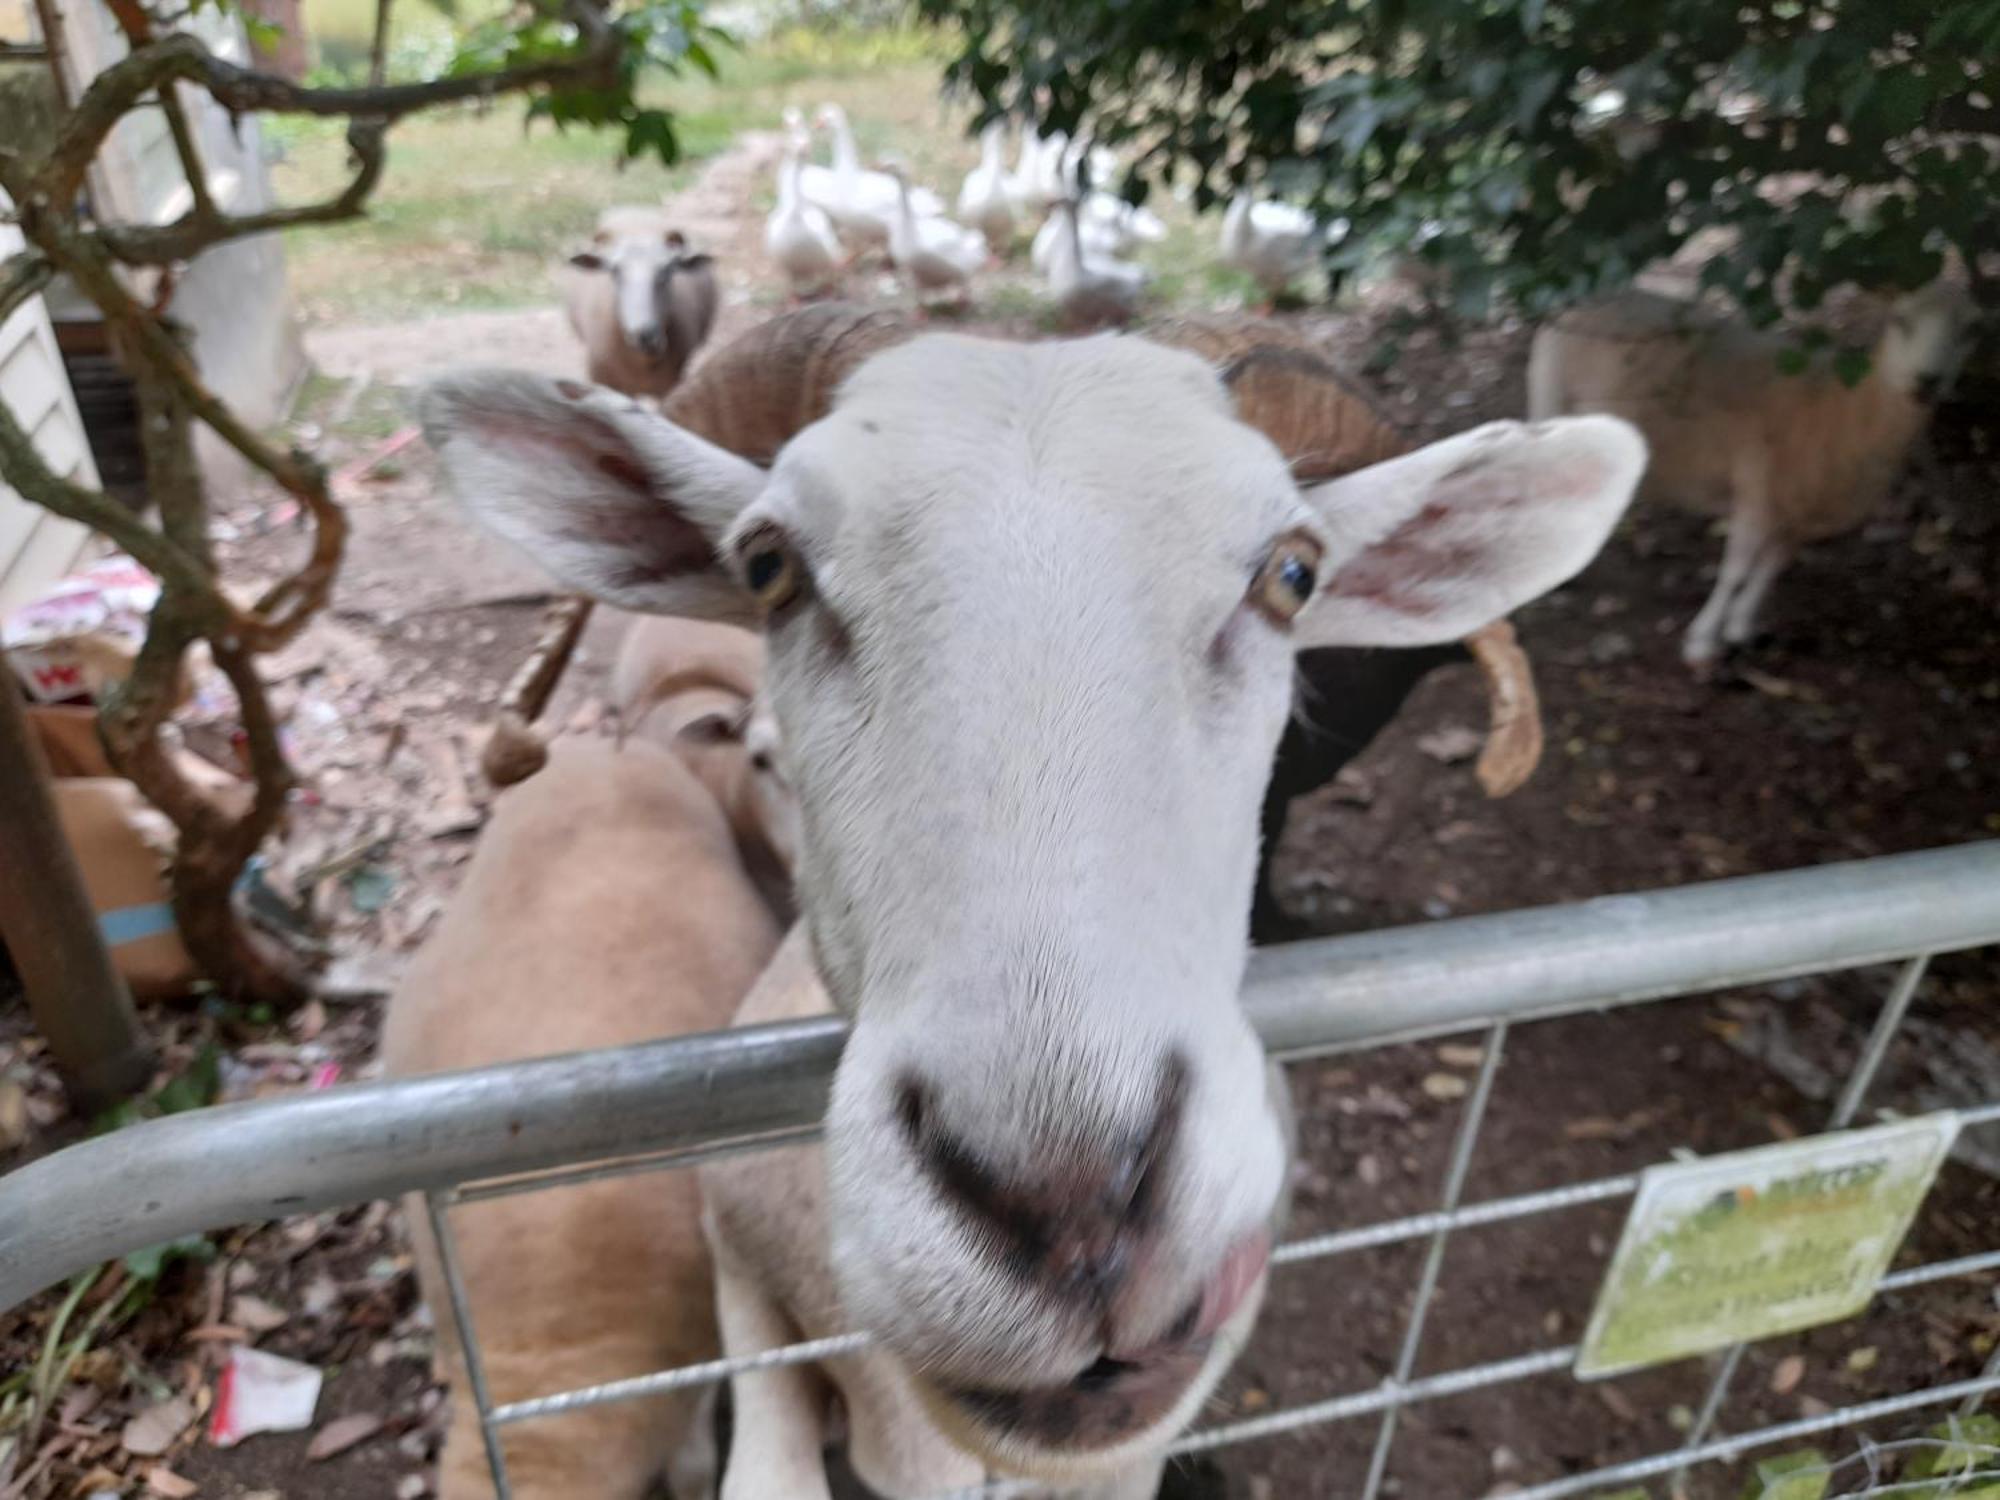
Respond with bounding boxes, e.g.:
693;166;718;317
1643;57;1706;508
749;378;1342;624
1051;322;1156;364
765;105;1335;323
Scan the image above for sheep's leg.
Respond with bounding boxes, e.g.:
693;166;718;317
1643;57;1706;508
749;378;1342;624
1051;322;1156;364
1683;491;1776;671
1720;534;1794;648
712;1248;832;1500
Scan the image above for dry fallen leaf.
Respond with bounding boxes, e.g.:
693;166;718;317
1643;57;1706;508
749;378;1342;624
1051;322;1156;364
1421;1072;1470;1102
396;1476;430;1500
146;1467;200;1498
1769;1354;1806;1395
308;1411;387;1461
122;1395;196;1457
1416;724;1485;764
0;1077;29;1151
1846;1346;1879;1373
230;1295;289;1333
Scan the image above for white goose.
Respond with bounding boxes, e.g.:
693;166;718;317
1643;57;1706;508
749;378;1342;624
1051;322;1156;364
1030;191;1166;274
805;103;941;253
1219;190;1325;301
1044;197;1145;327
765;122;842;296
956;120;1015;252
883;161;987;301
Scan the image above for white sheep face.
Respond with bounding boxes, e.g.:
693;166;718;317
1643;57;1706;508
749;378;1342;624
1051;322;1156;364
420;331;1645;1478
570;234;706;365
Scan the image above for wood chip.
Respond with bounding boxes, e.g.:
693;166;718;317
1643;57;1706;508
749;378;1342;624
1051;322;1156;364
1421;1072;1470;1101
1416;724;1485;764
182;1323;251;1343
121;1395;196;1457
1437;1043;1486;1069
307;1411;386;1461
1769;1353;1807;1395
146;1467;199;1498
229;1295;289;1333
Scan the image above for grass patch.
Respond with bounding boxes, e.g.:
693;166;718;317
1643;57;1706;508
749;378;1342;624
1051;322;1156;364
273;22;960;324
271;15;1258;329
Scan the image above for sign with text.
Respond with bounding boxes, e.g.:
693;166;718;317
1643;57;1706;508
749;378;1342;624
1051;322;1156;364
1576;1114;1960;1379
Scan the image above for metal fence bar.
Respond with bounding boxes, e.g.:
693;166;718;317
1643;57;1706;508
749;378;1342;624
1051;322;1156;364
1674;953;1936;1482
488;1332;874;1426
1163;1245;2000;1472
1963;1342;2000;1421
436;1166;2000;1434
1504;1370;2000;1500
1271;1171;1643;1264
8;842;2000;1311
1359;1021;1509;1500
423;1191;514;1500
448;1124;824;1206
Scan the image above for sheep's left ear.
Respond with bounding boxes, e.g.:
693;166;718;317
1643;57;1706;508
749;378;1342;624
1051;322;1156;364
1295;416;1645;649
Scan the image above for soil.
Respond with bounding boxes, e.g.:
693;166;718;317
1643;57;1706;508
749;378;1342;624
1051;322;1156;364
4;136;1998;1500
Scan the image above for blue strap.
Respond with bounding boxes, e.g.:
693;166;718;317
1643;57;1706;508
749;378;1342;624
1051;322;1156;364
98;902;176;947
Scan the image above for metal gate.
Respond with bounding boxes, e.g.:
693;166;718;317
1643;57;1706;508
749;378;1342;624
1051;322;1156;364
5;840;2000;1497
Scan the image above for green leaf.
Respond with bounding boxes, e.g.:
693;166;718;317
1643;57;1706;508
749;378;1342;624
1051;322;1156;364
152;1044;221;1116
1832;348;1871;388
341;864;397;915
242;15;284;50
1907;1414;2000;1480
1739;1450;1830;1500
1774;347;1809;376
123;1234;217;1284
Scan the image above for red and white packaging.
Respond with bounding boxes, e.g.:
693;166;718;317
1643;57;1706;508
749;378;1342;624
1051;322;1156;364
3;554;160;704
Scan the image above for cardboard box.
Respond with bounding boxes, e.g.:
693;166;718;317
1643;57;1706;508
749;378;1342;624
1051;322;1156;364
23;705;195;999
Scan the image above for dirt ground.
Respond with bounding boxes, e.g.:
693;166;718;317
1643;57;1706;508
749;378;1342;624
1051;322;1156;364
3;135;1998;1500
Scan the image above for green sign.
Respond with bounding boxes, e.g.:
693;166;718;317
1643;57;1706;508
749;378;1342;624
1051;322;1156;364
1577;1114;1960;1379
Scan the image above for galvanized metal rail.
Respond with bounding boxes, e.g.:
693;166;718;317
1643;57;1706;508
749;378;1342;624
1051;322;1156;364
4;840;2000;1499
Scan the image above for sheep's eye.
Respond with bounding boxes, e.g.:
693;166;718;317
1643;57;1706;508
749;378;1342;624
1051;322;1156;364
738;528;805;614
1249;532;1323;624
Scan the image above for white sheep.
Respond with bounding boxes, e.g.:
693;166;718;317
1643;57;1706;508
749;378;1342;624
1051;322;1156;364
421;306;1643;1494
383;722;788;1497
610;614;798;915
1528;282;1976;668
561;220;719;400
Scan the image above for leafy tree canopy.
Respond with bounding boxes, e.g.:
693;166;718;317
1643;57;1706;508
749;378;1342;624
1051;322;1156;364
918;0;2000;324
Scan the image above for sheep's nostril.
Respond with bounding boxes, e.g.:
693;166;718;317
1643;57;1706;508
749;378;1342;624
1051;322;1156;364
1072;1355;1139;1392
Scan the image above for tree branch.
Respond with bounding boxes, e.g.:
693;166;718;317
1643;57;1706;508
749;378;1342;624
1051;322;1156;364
0;394;232;626
99;119;386;265
368;0;393;88
0;251;54;325
36;18;621;209
157;84;218;223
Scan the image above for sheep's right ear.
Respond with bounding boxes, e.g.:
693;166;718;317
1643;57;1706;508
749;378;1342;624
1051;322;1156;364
419;370;765;625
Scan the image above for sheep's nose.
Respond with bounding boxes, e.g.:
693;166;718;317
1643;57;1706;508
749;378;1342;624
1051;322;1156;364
636;327;668;359
895;1059;1186;1305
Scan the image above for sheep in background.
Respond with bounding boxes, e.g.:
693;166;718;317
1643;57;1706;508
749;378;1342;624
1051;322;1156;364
1529;282;1977;669
611;615;798;919
563;222;718;399
384;735;789;1500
